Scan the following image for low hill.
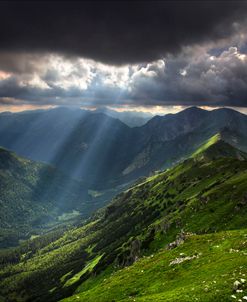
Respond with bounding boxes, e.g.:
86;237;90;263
1;141;247;301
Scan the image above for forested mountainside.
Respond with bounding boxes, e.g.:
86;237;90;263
1;107;247;189
0;147;99;249
1;136;247;301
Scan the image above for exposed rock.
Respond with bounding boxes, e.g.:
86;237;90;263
169;254;199;266
233;280;241;291
167;231;187;250
117;239;141;267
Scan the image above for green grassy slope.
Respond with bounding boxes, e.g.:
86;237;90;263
64;230;247;302
1;138;247;301
192;133;247;161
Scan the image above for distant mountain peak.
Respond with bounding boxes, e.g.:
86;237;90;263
180;106;205;113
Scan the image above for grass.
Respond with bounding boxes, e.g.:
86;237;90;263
63;254;104;287
192;133;220;156
62;230;247;302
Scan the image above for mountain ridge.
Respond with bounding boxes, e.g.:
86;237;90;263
192;133;247;161
0;106;247;189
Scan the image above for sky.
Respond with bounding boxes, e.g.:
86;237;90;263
1;1;247;113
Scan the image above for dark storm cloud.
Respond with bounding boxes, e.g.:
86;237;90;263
1;1;247;109
0;1;246;65
128;47;247;107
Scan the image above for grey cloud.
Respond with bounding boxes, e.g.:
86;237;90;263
1;45;247;108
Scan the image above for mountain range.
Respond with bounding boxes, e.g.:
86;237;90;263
1;107;247;189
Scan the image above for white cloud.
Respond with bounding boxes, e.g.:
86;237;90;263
180;69;187;76
19;74;50;90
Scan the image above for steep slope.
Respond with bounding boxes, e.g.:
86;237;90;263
115;107;247;183
64;230;247;302
122;109;247;181
0;147;95;248
1;142;247;301
0;108;137;189
137;106;210;143
51;112;137;188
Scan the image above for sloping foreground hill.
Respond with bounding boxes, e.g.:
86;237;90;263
0;147;94;248
1;139;247;301
63;230;247;302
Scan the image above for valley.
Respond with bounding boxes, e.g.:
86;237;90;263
0;147;94;248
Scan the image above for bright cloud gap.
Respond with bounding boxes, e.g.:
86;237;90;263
1;38;247;109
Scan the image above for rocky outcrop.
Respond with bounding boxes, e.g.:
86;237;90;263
117;239;142;267
167;231;193;250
